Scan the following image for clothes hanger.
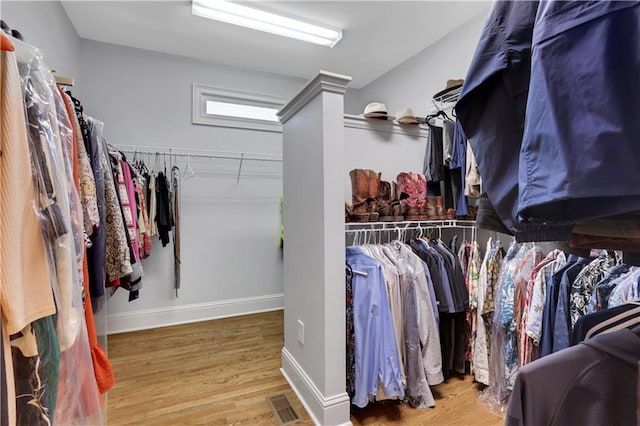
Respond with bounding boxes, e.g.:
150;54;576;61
183;153;195;180
425;109;452;125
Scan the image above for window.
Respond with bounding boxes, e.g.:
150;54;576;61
192;84;286;132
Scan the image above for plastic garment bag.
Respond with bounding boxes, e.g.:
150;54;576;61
13;38;103;425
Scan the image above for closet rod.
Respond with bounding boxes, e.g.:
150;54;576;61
345;219;476;233
114;144;283;163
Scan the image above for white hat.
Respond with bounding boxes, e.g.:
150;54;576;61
363;102;395;120
395;107;419;125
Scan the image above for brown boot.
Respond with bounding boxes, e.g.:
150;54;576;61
377;181;394;222
417;202;429;221
349;169;370;222
467;205;477;220
367;170;380;222
446;208;456;220
416;174;429;220
425;196;437;220
435;196;445;220
391;182;404;221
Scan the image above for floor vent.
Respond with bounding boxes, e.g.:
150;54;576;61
266;392;301;425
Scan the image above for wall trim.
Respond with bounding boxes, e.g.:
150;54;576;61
278;71;352;124
343;114;428;137
107;293;284;334
281;347;352;426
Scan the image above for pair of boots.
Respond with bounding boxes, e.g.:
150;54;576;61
423;196;448;220
349;169;381;223
396;172;430;221
396;172;453;221
377;181;404;222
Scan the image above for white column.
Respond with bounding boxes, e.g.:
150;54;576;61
279;71;352;426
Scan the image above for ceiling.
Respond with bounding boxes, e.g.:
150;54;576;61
62;1;490;89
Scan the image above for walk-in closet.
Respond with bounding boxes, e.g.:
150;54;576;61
2;1;640;425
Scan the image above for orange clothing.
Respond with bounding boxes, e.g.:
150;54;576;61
0;32;14;51
61;87;115;394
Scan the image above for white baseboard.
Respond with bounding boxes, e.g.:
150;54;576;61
107;293;284;334
281;347;351;426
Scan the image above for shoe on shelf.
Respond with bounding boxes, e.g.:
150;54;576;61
396;172;420;221
425;196;438;220
391;182;405;221
377;180;395;222
349;169;370;222
367;170;381;222
446;208;456;220
434;196;445;220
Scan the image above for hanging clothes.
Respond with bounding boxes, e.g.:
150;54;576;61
519;249;563;366
507;328;640;426
85;116;107;304
347;239;448;410
133;168;152;259
450;120;468;217
0;31;56;344
156;171;172;247
346;246;404;408
572;303;640;346
101;135;132;284
424;123;444;195
148;173;159;237
172;165;181;296
568;251;617;328
63;90;99;238
11;35;103;425
345;264;356;398
473;238;504;386
524;251;567;354
1;34;58;426
500;244;542;390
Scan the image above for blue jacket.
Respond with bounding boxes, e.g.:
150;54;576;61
458;1;640;242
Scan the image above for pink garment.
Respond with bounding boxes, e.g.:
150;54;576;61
121;161;140;263
133;172;152;259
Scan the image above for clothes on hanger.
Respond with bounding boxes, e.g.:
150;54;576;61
346;246;404;408
172;165;181;296
506;328;640;426
8;34;104;425
572;303;640;346
457;0;640;248
1;29;184;424
156;171;172;247
347;228;482;410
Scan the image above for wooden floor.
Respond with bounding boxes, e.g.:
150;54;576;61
107;311;503;425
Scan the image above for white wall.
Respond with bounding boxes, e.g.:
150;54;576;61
343;116;428;202
77;39;306;332
352;6;490;118
1;0;81;81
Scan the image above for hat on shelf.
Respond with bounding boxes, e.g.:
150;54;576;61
433;79;464;99
363;102;395;120
395;107;419;125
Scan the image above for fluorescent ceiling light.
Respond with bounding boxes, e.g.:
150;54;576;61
192;0;342;48
206;100;280;121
